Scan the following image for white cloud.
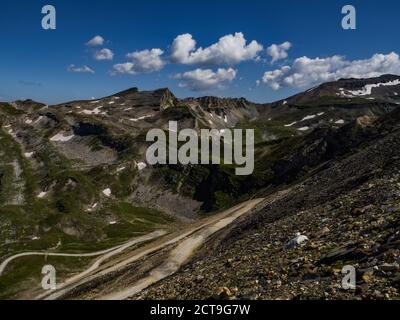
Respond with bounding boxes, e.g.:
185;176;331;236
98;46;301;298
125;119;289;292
67;64;95;74
112;49;165;74
175;68;237;91
262;52;400;90
94;48;114;61
126;49;165;72
266;41;292;63
112;63;135;75
86;35;105;46
170;32;263;65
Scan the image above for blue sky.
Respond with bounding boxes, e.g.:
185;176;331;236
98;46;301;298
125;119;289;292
1;0;400;104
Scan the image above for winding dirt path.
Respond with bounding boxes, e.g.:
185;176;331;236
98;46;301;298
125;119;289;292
34;198;263;300
101;199;264;300
0;231;166;277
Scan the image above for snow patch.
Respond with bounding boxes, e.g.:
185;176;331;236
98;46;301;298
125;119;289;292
298;126;310;131
82;106;103;115
34;116;43;124
129;115;152;122
37;191;47;199
50;132;74;142
137;162;147;171
86;203;98;212
102;188;112;197
338;88;355;98
284;121;297;127
348;79;400;96
301;114;317;121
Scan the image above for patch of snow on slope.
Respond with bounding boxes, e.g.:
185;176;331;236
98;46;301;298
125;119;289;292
338;88;355;98
50;132;74;142
301;114;317;121
298;126;310;131
37;191;47;199
137;162;147;171
34;116;43;124
348;79;400;96
129;115;152;122
284;122;297;127
83;106;103;115
102;188;112;197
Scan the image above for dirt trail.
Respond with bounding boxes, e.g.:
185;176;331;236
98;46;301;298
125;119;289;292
101;199;264;300
37;198;263;300
0;231;166;278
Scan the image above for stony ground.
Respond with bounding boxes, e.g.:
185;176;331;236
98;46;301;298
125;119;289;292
137;129;400;300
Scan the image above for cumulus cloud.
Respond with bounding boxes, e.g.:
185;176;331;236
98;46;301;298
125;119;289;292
175;68;237;91
86;35;105;46
112;49;165;75
67;64;95;74
266;41;292;63
126;49;165;72
112;63;135;75
94;48;114;61
262;52;400;90
170;32;263;65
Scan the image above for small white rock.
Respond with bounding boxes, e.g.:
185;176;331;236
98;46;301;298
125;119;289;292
286;233;309;249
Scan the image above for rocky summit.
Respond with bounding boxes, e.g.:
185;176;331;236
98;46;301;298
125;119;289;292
1;74;400;299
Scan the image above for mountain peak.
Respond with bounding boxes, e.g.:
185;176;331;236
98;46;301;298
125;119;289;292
113;87;139;97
